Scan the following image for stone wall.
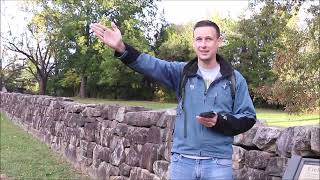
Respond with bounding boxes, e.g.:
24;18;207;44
0;92;319;180
232;123;319;179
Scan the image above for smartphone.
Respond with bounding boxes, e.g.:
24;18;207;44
199;111;216;118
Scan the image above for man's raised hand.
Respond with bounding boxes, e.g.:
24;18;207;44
91;22;126;53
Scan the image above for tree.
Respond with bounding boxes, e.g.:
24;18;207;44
37;0;162;98
1;2;59;95
156;23;194;61
257;3;320;113
228;0;319;113
219;1;296;107
151;23;195;101
4;22;56;95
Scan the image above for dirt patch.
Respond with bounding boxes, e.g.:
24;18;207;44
0;174;13;180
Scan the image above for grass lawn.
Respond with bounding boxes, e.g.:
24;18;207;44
0;113;88;179
72;97;177;110
255;108;319;127
72;97;319;127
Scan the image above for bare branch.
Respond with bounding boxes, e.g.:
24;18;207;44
43;40;51;62
7;42;34;63
38;42;44;67
3;60;18;70
7;41;42;74
48;63;56;75
44;51;52;73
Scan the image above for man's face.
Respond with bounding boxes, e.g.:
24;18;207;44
192;26;221;62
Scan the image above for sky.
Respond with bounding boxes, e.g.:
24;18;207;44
1;0;318;42
0;0;249;33
160;1;249;24
1;1;31;34
1;0;318;34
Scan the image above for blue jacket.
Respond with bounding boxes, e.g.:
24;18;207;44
116;44;256;159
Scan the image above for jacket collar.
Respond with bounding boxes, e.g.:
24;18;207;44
183;54;234;77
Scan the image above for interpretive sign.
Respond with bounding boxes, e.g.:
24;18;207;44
282;155;320;180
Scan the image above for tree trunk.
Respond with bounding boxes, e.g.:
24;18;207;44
39;77;47;95
79;75;87;98
53;57;59;96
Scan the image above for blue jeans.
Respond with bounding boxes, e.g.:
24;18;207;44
170;153;233;180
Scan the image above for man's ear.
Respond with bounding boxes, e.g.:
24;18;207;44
218;36;224;47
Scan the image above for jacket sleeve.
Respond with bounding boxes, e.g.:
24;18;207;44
114;43;184;91
211;71;256;136
211;112;256;136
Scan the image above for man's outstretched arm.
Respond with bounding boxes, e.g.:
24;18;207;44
91;22;184;92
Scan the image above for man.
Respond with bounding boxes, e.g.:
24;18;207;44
91;20;256;180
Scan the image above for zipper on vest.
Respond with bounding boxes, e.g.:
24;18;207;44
181;86;187;138
202;78;207;137
203;78;208;103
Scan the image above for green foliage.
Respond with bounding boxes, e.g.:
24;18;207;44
257;10;320;113
0;56;24;92
95;18;156;100
249;2;319;113
219;1;319;113
153;23;195;102
98;53;154;100
156;23;194;61
34;0;162;98
154;86;176;102
1;56;38;94
219;2;289;104
58;69;80;90
229;2;290;88
19;68;39;93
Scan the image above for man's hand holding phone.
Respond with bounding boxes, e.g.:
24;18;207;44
196;111;217;127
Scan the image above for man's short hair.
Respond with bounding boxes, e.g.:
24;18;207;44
193;20;220;38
